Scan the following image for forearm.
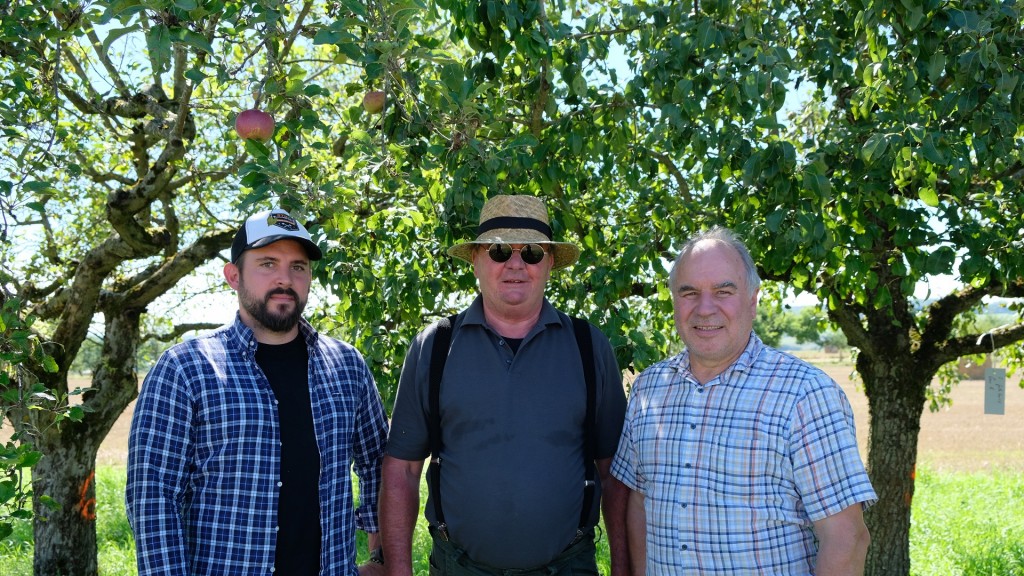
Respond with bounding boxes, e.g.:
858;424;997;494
625;489;647;576
366;531;381;552
598;459;630;576
813;505;871;576
380;455;423;576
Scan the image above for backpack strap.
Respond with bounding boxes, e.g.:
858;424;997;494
427;314;458;541
570;315;598;536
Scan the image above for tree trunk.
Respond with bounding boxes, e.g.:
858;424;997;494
862;368;928;576
32;423;103;576
30;308;141;575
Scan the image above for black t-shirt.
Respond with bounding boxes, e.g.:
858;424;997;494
256;336;321;576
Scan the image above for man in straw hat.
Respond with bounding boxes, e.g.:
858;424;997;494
380;195;629;575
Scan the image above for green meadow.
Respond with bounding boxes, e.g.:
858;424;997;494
2;466;1023;575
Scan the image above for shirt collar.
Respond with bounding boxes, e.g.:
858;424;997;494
673;332;765;385
226;312;319;350
462;295;561;330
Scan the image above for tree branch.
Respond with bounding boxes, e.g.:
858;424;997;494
938;321;1024;366
115;228;236;311
572;26;642;41
144;322;224;343
639;147;693;202
826;298;874;357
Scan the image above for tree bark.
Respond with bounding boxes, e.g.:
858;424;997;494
32;426;103;576
861;362;928;576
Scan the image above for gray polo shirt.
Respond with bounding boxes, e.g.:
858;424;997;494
387;296;626;569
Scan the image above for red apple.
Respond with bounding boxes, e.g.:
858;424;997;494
362;91;385;114
235;108;275;141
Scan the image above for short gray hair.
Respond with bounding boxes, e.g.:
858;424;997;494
668;226;761;296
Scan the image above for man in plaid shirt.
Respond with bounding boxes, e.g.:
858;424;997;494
612;227;876;576
127;208;388;576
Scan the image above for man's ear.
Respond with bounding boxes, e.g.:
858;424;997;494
224;261;241;290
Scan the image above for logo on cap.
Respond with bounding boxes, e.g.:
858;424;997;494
267;212;300;232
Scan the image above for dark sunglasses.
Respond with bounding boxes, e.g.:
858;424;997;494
487;243;548;265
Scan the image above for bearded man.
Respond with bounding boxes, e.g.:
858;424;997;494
127;208;388;576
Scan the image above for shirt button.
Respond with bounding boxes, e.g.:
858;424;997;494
681;503;688;508
689;424;696;430
277;481;283;487
684;463;692;469
681;545;689;551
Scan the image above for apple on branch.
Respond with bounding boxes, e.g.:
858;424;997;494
235;109;275;141
362;91;385;114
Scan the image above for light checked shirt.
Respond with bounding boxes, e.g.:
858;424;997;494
611;333;876;575
126;314;388;576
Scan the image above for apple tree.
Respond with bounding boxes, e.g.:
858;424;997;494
593;1;1024;573
0;0;379;572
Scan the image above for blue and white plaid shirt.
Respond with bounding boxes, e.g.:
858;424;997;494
126;314;388;576
611;333;876;575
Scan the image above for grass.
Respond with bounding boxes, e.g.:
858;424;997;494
2;467;1022;575
909;468;1024;576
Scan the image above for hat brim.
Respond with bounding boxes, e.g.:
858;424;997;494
448;228;579;270
249;234;324;261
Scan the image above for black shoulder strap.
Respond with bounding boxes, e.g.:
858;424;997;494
427;314;458;538
571;316;598;533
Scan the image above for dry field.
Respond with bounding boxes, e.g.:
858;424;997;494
7;355;1023;473
803;352;1024;473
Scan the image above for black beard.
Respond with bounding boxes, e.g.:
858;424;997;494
240;286;306;333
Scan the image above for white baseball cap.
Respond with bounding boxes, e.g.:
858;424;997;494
230;208;323;263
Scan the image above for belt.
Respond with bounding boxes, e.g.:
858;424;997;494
428;526;595;575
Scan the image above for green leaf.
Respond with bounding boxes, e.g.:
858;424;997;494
927;53;945;83
23;181;54;193
918;187;939;207
172;28;215;55
19;450;42;467
696;19;717;50
146;25;172;74
0;480;15;504
68;406;86;422
339;0;368;18
753;116;783;130
42;355;58;373
861;133;889;163
100;24;141;55
38;495;61;511
920;136;946;164
185;68;208;85
314;28;343;45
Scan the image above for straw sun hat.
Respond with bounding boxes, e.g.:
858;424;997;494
447;195;580;270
